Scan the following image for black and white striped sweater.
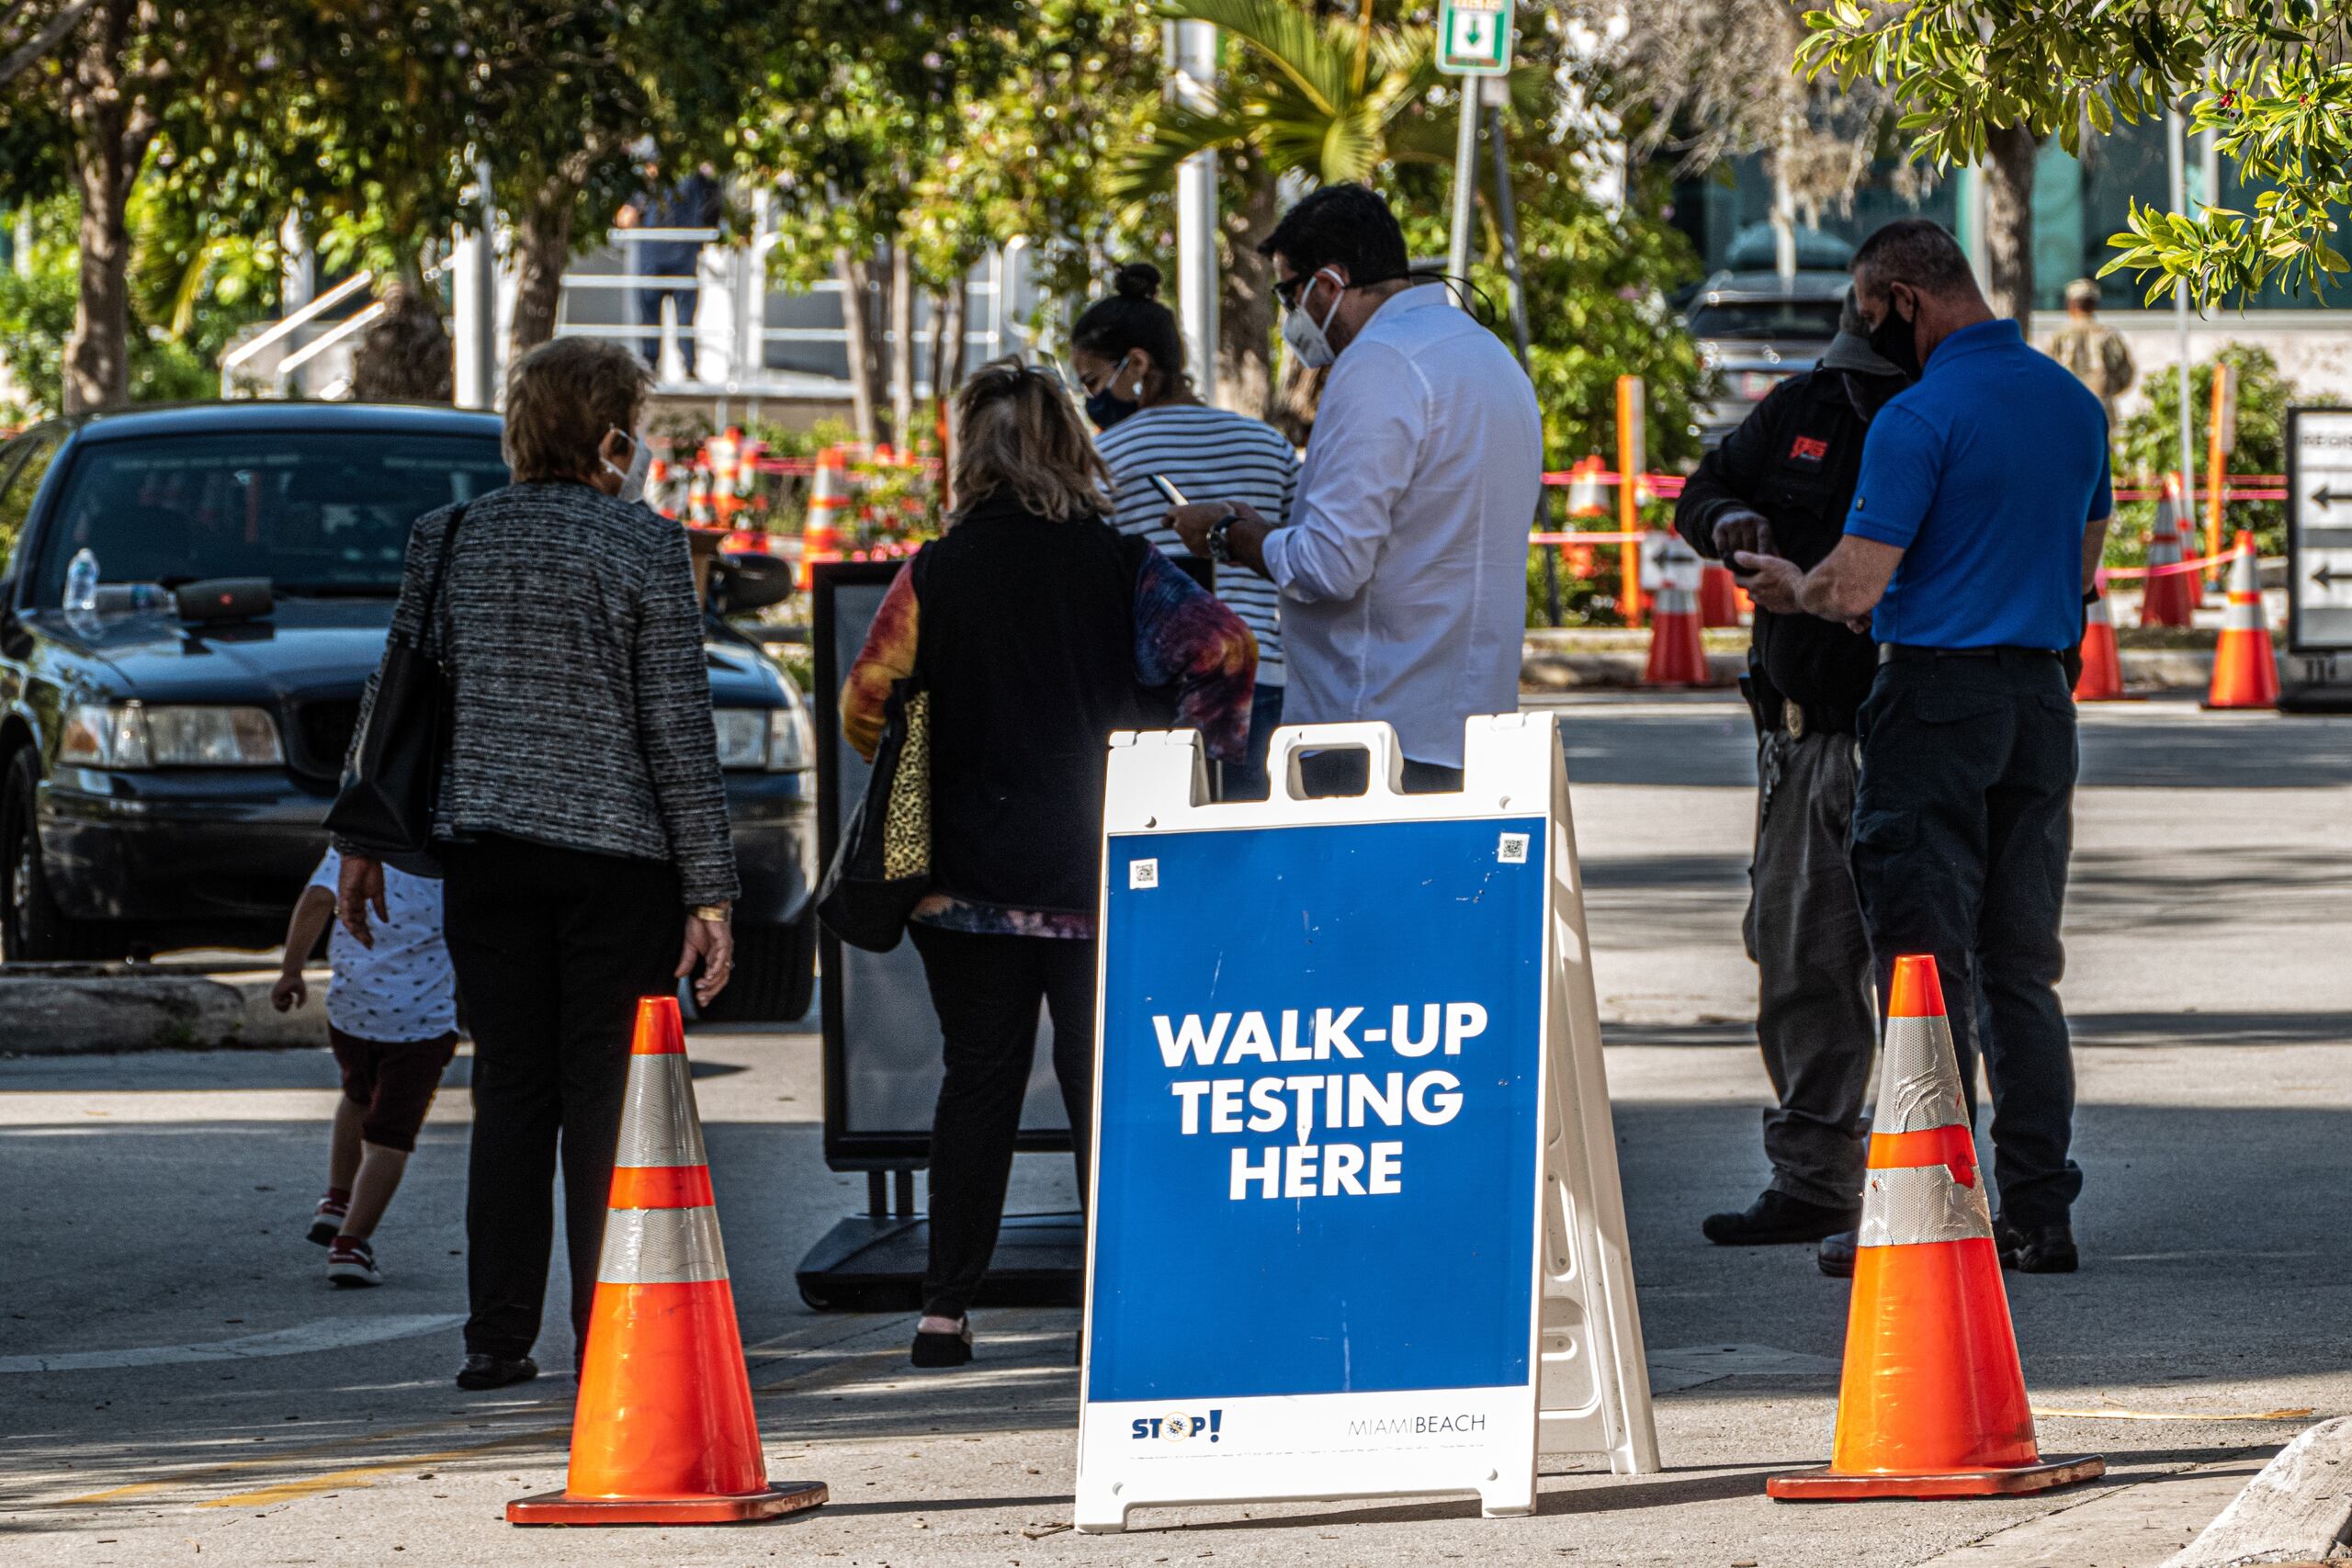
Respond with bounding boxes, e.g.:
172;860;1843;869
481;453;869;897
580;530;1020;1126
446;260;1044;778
359;481;738;907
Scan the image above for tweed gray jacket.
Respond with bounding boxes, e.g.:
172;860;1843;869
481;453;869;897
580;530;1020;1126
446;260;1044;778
356;481;738;907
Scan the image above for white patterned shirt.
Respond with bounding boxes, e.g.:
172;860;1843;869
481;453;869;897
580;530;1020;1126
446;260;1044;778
305;850;458;1042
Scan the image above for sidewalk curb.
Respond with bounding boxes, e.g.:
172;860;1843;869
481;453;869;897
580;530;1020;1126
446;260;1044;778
0;966;328;1055
2165;1416;2352;1568
1917;1450;2274;1568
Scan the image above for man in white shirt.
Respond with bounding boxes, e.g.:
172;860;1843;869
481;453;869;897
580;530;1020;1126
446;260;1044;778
1172;185;1542;793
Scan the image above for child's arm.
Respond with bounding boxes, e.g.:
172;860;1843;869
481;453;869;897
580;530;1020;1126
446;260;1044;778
273;886;336;1011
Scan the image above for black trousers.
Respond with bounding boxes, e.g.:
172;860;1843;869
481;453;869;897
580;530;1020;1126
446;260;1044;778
440;834;683;1360
1849;654;2085;1230
906;923;1096;1321
635;285;698;378
1745;728;1875;1209
1296;750;1465;797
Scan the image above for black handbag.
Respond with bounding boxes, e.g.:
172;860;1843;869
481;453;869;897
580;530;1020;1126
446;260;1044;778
323;505;466;858
815;677;932;953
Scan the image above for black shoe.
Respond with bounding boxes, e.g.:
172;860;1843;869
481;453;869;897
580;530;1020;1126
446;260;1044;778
1702;1190;1859;1247
1996;1220;2078;1274
455;1353;538;1391
910;1318;973;1369
1815;1230;1857;1278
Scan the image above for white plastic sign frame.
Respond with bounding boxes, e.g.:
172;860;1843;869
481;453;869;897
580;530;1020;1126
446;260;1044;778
1073;714;1658;1533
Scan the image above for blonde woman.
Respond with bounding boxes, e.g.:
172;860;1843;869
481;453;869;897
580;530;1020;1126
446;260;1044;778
842;360;1255;1368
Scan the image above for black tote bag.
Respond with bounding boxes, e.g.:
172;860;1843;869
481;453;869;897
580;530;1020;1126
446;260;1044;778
323;505;466;858
815;677;931;953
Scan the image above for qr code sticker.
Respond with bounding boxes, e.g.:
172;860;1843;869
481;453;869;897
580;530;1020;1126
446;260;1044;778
1129;858;1160;889
1497;832;1531;864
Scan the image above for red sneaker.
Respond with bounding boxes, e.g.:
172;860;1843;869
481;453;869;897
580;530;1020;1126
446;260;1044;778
308;1195;349;1247
327;1237;382;1288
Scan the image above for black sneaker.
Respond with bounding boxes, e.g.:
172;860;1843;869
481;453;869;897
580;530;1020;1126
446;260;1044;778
308;1196;349;1247
1996;1220;2078;1274
1816;1230;1858;1278
1702;1190;1860;1247
326;1237;382;1288
910;1318;973;1370
455;1353;538;1391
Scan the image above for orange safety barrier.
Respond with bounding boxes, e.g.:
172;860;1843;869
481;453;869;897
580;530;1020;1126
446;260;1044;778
2205;534;2278;710
507;998;827;1526
2140;474;2195;628
1768;956;2102;1502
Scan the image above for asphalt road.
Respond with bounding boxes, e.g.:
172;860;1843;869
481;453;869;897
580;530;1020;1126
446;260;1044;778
2;693;2347;1567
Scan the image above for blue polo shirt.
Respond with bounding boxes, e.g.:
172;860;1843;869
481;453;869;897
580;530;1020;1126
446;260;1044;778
1843;318;2111;649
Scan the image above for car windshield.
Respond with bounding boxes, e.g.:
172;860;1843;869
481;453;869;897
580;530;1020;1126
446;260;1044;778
1687;300;1845;342
30;430;508;605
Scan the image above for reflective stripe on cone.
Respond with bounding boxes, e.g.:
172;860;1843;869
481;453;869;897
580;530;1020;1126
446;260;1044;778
2205;534;2278;710
1767;956;2102;1501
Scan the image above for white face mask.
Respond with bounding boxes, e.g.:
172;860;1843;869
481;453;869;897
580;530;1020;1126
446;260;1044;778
602;427;652;503
1281;267;1345;370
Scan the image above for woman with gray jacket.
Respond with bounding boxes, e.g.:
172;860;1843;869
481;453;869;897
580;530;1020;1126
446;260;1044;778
336;337;735;1391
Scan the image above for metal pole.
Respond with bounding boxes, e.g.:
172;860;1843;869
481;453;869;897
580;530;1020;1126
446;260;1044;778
1170;20;1221;402
1446;77;1481;297
2167;107;2194;494
1487;82;1556;619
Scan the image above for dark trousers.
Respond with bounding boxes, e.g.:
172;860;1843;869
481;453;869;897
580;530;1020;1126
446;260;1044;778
1745;728;1876;1209
1296;750;1464;797
1216;684;1286;800
906;923;1096;1321
635;285;698;378
440;834;683;1360
1849;655;2085;1230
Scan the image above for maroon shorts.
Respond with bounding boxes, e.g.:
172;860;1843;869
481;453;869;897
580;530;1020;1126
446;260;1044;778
330;1026;460;1153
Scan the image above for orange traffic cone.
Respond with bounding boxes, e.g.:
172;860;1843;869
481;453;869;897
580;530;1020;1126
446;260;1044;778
2205;532;2278;710
2139;474;2194;627
508;998;827;1526
1566;456;1607;519
2177;494;2206;610
1698;563;1741;627
799;446;848;591
1768;956;2102;1502
2073;570;2128;702
1641;581;1710;687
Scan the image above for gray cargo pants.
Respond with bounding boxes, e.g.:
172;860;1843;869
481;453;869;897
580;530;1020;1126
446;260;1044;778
1743;728;1877;1209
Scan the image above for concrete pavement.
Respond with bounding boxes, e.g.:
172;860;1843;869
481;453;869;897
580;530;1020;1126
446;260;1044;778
2;693;2347;1566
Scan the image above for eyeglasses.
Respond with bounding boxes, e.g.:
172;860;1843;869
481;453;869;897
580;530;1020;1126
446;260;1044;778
1273;271;1325;311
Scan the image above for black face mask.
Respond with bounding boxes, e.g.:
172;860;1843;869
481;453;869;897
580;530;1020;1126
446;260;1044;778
1869;294;1925;380
1084;387;1139;432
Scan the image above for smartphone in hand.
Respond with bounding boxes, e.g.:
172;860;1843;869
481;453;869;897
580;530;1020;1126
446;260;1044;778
1148;474;1189;508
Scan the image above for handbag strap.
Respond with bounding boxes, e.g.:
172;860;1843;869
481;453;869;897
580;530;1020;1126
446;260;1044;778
412;502;468;654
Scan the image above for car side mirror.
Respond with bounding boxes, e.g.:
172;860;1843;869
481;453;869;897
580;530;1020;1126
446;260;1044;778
175;578;275;625
708;550;796;616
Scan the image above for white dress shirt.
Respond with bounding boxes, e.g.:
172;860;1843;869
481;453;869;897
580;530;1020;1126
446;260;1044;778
1260;284;1543;767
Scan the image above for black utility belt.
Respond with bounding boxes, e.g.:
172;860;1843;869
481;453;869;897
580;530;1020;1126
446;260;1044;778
1752;686;1856;739
1879;644;2062;666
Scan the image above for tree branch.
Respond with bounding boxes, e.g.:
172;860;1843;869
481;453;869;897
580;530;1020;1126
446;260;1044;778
0;0;98;86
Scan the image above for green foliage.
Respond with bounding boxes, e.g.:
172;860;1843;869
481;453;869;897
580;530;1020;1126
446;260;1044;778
2111;344;2297;565
1796;0;2352;308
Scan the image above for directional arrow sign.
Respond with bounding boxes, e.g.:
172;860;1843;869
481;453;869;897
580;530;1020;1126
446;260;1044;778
1437;0;1512;74
2314;562;2350;591
2314;483;2348;512
2288;405;2352;652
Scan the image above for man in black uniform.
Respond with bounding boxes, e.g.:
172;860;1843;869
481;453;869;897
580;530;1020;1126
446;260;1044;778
1674;289;1910;1247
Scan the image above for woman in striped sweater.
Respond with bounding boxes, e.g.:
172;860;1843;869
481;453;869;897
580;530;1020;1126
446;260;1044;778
1074;264;1299;797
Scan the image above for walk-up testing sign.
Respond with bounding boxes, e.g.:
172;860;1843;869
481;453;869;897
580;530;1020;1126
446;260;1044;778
1074;715;1658;1532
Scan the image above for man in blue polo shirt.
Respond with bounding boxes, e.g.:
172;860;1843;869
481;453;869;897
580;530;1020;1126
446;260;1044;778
1735;219;2111;1279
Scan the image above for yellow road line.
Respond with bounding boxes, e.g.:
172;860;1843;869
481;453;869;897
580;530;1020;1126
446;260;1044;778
62;1414;562;1505
198;1430;552;1510
2030;1404;2319;1423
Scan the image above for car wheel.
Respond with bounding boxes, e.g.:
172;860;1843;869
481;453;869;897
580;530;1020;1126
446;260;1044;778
2;750;125;963
694;915;817;1024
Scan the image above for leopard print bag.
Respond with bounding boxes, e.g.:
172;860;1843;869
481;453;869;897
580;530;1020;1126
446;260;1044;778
815;678;932;952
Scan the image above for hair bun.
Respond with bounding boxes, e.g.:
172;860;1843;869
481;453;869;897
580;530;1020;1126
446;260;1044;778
1112;262;1162;301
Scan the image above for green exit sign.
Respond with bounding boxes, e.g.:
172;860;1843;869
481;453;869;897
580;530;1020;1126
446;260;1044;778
1437;0;1512;75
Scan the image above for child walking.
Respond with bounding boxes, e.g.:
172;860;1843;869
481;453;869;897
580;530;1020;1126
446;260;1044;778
272;848;458;1287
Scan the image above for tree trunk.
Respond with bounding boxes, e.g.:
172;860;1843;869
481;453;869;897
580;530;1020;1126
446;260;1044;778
1982;123;2041;324
837;251;880;446
1216;161;1279;421
506;189;577;364
350;261;454;403
887;243;914;452
63;138;133;413
932;273;967;407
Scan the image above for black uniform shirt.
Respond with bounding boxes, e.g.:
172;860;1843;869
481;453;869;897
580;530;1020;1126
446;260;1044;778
1675;368;1900;734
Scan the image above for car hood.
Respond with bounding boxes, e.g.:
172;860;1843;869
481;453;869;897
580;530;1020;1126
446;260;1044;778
27;599;792;707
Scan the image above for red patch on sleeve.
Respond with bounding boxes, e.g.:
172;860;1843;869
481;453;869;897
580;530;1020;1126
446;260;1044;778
1790;435;1830;462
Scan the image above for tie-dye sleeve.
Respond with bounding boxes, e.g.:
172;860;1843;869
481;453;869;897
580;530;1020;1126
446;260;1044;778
841;564;919;761
1133;551;1258;762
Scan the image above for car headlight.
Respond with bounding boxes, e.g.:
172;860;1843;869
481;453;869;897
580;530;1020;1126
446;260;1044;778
767;703;813;772
713;708;769;769
58;703;284;769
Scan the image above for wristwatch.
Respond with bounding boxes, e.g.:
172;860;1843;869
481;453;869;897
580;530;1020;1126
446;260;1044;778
692;903;731;923
1205;507;1238;566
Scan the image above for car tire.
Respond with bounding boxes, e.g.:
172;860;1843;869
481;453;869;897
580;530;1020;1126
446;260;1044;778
694;915;816;1024
2;750;125;964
